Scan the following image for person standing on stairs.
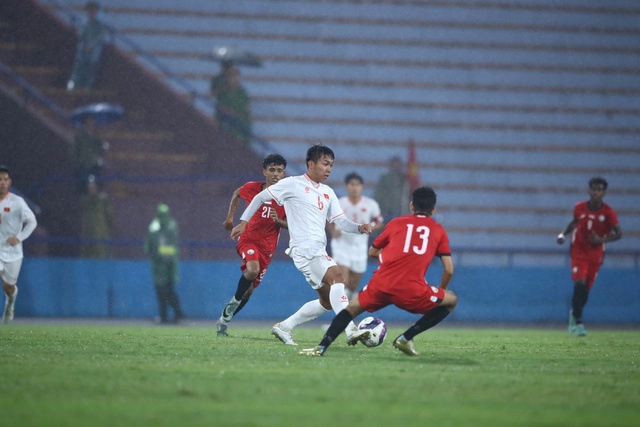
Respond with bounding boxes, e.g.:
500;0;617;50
210;61;252;146
67;1;108;91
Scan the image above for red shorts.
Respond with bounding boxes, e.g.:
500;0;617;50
571;256;602;289
357;278;445;315
237;242;273;288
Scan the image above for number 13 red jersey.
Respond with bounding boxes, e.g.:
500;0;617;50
370;214;451;292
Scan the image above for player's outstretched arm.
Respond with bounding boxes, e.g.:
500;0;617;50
368;245;381;258
557;219;578;244
269;208;288;229
439;255;454;289
223;188;242;231
358;223;372;234
230;221;248;240
332;215;369;235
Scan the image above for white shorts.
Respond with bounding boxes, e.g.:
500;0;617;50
0;258;23;285
330;241;368;274
286;247;337;290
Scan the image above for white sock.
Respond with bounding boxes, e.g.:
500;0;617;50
280;299;329;331
7;286;18;303
221;296;241;323
329;283;358;334
329;283;349;314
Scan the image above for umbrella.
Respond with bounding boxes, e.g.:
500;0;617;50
70;103;125;126
205;46;262;67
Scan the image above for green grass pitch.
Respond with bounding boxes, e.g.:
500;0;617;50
1;322;639;427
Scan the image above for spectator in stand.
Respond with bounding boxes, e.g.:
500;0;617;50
210;61;252;146
80;176;113;259
70;115;108;194
144;203;184;324
67;1;108;91
374;156;410;222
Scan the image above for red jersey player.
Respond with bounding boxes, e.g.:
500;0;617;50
300;186;458;356
216;154;288;336
557;176;622;337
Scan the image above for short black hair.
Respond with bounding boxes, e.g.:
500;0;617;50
263;153;287;169
589;176;608;190
0;165;11;178
344;172;363;185
306;144;334;165
411;186;437;213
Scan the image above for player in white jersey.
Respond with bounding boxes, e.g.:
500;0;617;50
0;166;37;324
329;172;383;301
231;145;372;346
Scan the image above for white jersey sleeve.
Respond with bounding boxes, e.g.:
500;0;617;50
239;188;272;223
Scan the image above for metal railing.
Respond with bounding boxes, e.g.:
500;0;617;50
0;61;71;123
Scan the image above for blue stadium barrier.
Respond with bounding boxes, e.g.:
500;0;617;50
15;258;640;325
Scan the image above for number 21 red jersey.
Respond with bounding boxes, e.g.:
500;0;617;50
239;181;286;255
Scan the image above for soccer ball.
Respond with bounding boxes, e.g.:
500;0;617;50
357;317;387;348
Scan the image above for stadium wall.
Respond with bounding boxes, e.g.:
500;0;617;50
16;258;640;325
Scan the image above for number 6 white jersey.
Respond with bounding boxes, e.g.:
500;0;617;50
264;174;345;251
240;174;361;254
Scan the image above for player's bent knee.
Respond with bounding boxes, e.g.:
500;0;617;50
442;290;458;309
244;266;260;280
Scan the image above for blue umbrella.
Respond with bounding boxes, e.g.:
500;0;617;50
206;46;262;67
70;103;125;126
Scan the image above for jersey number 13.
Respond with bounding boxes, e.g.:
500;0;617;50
403;224;430;255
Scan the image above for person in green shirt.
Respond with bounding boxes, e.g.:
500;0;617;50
211;62;252;146
144;203;184;324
